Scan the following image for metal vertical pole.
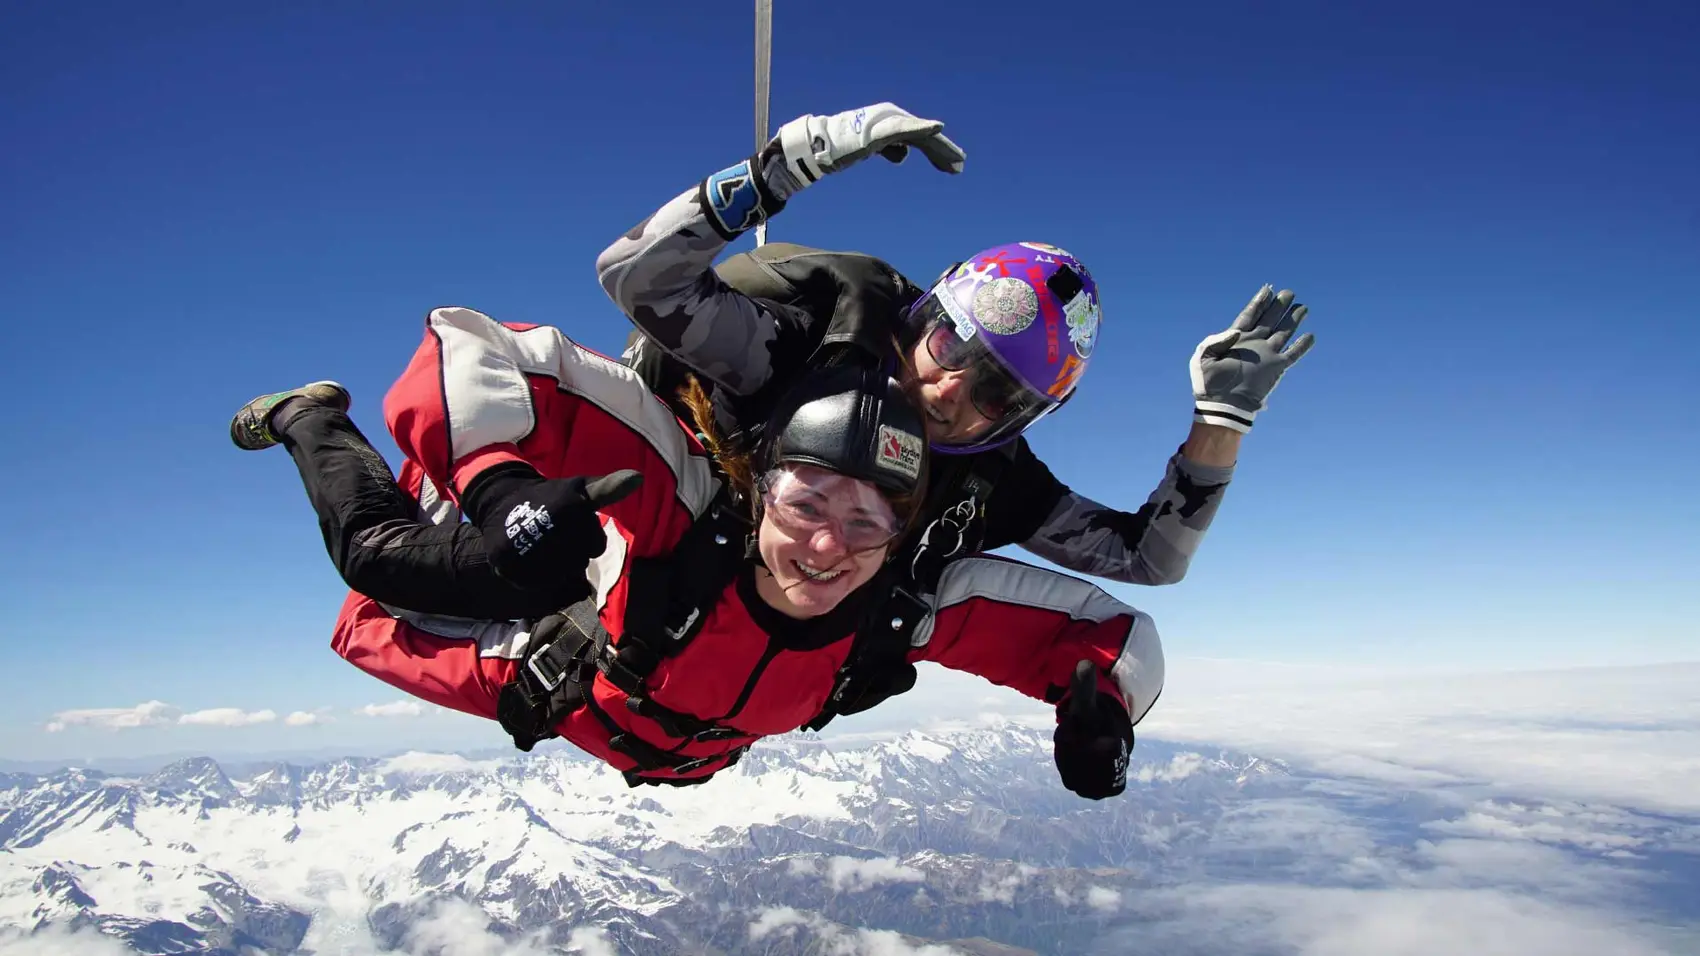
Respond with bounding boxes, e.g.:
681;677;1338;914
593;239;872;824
753;0;773;247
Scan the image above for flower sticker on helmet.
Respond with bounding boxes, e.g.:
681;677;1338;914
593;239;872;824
972;277;1038;335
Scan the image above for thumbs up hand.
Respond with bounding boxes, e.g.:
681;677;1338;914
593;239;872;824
462;463;645;594
1053;660;1135;800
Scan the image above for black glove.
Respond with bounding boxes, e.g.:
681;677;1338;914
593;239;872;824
1053;660;1135;800
461;462;644;594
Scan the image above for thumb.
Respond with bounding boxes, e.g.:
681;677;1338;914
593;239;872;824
914;132;967;174
582;469;644;509
1202;329;1242;359
878;143;911;164
1065;660;1101;722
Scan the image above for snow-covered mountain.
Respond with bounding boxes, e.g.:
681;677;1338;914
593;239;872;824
0;720;1283;955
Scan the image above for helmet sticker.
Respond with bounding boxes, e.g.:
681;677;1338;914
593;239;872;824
1048;353;1085;397
875;424;924;481
1019;241;1071;256
935;285;979;341
971;277;1038;335
1063;292;1099;357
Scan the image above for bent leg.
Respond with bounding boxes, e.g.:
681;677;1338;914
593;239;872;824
276;404;580;620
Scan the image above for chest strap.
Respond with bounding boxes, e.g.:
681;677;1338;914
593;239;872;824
494;490;756;784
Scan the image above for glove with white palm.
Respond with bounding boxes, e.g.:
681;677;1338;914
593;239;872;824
1190;285;1316;433
774;102;966;188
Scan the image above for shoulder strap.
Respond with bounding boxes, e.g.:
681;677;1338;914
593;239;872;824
598;489;751;694
713;241;923;370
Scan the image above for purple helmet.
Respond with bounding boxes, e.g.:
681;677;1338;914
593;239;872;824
902;242;1102;453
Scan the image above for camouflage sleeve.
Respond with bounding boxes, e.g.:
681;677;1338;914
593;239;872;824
1016;451;1235;586
594;148;808;396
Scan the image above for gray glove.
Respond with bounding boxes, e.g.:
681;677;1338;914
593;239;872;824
775;103;966;187
1190;285;1316;433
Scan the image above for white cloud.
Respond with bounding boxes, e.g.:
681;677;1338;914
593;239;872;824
885;660;1700;815
1131;884;1679;956
825;856;924;892
1096;755;1696;955
43;701;333;733
786;856;925;893
975;873;1022;903
176;707;277;727
1132;751;1205;783
1085;885;1120;912
378;752;501;776
354;700;425;718
842;929;965;956
44;700;179;733
748;906;809;939
565;926;618;956
400;897;554;956
979;659;1700;816
748;907;963;955
1423;800;1650;853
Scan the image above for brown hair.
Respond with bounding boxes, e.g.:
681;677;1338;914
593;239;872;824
677;374;755;501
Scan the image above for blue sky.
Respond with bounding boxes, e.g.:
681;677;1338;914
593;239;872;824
1;1;1695;761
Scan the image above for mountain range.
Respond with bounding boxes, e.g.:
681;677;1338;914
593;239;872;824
3;718;1694;955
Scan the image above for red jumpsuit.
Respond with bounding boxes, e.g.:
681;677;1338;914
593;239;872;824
331;307;1166;784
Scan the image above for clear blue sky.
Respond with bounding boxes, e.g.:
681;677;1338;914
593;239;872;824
2;1;1695;760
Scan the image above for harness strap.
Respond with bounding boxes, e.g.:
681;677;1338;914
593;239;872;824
806;448;1014;731
494;483;758;784
579;689;749;778
494;605;604;752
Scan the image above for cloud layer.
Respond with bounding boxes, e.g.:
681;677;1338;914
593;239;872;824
890;659;1700;816
43;700;418;733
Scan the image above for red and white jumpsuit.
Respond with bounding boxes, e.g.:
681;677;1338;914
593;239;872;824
331;307;1166;784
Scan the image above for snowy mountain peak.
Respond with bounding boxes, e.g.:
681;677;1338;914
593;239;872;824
143;757;237;803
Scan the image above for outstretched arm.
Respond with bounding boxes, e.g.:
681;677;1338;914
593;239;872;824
912;557;1163;725
593;157;795;397
595;103;964;396
1017;441;1235;586
912;556;1162;800
1018;284;1315;584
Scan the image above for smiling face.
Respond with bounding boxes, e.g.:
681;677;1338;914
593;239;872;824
905;330;999;446
751;465;901;620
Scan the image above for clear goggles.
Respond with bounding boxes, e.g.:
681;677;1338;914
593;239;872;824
758;464;903;553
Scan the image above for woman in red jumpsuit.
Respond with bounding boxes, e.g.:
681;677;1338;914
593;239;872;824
232;306;1161;796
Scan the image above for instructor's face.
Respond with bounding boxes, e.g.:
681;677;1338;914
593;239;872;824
906;337;995;444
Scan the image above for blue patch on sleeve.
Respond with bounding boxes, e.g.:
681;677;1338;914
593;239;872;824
704;160;763;236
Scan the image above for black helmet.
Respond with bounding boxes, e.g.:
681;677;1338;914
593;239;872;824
757;364;927;499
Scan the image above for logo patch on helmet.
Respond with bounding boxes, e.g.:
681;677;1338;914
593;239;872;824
1063;292;1099;358
972;277;1038;335
875;424;923;481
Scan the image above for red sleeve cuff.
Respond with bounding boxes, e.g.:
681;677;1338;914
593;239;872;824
450;443;528;503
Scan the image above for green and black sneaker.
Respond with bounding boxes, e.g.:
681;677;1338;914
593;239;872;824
229;380;351;451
